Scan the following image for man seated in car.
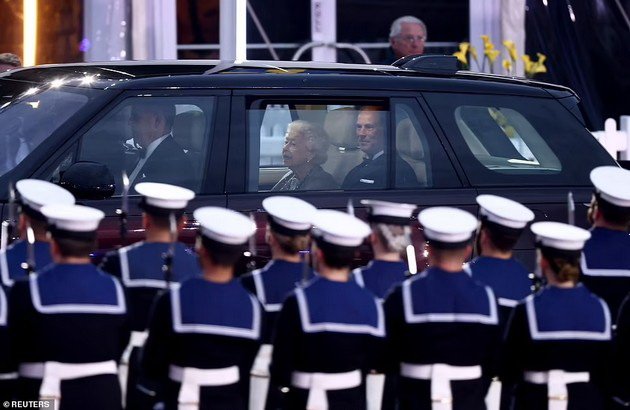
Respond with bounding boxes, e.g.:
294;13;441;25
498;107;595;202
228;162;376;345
272;120;338;191
127;101;194;190
342;106;416;190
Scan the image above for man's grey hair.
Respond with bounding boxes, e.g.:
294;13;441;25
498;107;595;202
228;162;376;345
389;16;427;40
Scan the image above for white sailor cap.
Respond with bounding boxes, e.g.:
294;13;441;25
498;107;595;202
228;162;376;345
312;209;371;247
15;179;75;219
361;199;416;225
531;221;591;251
193;207;256;245
418;207;477;246
135;182;195;215
590;166;630;208
476;194;534;229
40;204;104;235
262;196;316;236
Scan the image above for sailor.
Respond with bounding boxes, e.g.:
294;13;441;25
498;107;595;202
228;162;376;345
500;221;612;410
7;204;129;409
239;196;316;409
141;206;261;410
353;199;416;300
581;166;630;319
99;182;199;408
382;206;501;410
0;179;75;288
267;209;384;409
465;194;535;327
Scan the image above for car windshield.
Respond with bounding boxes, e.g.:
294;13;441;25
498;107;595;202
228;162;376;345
0;84;101;177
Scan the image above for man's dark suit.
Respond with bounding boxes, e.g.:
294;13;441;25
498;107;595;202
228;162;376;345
341;152;417;190
132;136;196;190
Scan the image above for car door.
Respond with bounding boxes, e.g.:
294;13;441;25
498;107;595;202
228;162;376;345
421;92;617;269
31;90;231;255
226;90;476;269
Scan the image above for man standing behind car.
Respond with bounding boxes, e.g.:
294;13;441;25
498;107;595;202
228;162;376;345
380;16;427;64
127;101;195;190
341;106;416;190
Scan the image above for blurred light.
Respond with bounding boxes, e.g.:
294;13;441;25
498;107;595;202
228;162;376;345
0;102;10;110
79;38;91;53
243;251;252;257
24;87;39;96
542;0;548;6
23;0;38;66
50;79;64;88
568;4;576;22
406;245;417;275
80;75;95;85
26;101;39;109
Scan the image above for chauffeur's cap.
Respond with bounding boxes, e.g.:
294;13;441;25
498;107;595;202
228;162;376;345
262;196;316;236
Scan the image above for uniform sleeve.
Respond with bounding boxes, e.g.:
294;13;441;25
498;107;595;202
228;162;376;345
481;297;502;390
99;250;122;278
140;291;172;382
499;303;529;397
613;293;630;403
266;295;302;409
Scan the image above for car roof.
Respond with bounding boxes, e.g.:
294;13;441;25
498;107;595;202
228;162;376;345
0;59;575;98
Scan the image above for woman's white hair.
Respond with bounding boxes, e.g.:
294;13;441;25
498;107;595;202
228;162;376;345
374;223;412;253
389;16;427;40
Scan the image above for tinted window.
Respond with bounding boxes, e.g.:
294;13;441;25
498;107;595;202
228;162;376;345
75;96;214;194
424;93;616;186
248;99;459;192
0;86;98;178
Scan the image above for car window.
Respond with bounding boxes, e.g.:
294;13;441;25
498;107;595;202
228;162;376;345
248;99;459;192
424;93;616;186
393;100;460;188
75;96;214;194
0;86;97;178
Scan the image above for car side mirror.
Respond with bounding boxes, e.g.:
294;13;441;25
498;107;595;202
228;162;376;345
59;161;115;200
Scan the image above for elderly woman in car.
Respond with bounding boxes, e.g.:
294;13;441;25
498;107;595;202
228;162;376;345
272;120;338;191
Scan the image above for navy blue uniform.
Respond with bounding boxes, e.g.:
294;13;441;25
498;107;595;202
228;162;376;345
383;267;501;410
0;240;53;288
614;293;630;405
501;285;612;410
581;227;630;319
353;260;407;300
141;276;262;410
241;260;311;344
268;276;385;409
0;286;16;399
8;263;130;409
99;241;199;408
465;256;533;328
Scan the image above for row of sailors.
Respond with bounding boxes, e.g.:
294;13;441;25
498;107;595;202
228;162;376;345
0;165;628;409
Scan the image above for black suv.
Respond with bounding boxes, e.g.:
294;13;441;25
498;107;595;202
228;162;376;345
0;58;617;269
